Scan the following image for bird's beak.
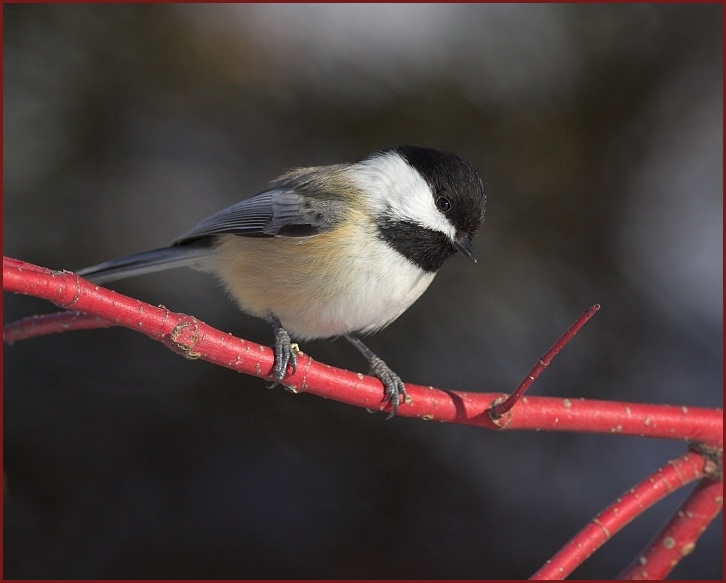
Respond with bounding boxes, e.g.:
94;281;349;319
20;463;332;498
454;235;476;263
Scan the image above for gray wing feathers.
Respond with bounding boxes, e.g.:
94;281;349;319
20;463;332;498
173;188;341;243
76;245;214;284
263;189;323;236
173;190;276;242
77;183;348;284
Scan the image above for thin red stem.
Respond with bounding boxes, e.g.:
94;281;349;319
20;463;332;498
3;310;113;343
490;304;600;419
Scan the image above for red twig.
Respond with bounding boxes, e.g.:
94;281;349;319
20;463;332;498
619;475;724;579
3;310;113;343
490;304;600;419
530;451;714;580
3;257;723;442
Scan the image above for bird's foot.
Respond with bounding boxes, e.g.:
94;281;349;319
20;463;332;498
344;334;406;419
267;316;297;388
368;355;406;420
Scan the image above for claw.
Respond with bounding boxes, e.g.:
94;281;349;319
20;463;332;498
369;355;406;420
344;334;406;419
267;315;297;388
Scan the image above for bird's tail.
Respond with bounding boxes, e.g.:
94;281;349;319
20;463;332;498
75;243;215;284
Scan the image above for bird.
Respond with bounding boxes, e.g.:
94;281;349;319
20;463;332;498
76;145;487;418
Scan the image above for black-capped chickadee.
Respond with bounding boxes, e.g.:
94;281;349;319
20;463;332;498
76;145;487;418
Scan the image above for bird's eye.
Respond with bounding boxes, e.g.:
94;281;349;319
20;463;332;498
436;196;451;213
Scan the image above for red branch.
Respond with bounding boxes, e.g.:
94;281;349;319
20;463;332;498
3;257;723;444
4;256;722;578
619;475;724;579
530;451;716;580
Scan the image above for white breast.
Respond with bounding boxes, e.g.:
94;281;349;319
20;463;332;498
289;235;436;339
211;222;436;340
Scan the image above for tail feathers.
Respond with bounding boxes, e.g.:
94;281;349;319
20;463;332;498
76;244;214;284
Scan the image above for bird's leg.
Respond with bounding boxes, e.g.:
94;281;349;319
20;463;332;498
344;334;406;420
266;314;297;388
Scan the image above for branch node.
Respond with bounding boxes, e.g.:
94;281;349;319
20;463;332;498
689;442;723;481
170;320;202;359
488;395;514;429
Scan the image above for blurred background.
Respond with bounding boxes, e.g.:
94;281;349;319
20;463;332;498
3;4;722;579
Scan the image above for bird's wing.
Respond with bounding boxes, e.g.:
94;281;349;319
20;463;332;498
173;188;342;245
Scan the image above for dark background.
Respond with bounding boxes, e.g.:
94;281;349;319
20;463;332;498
3;4;722;579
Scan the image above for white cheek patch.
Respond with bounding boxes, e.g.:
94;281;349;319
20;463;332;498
351;152;457;239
